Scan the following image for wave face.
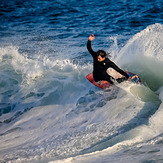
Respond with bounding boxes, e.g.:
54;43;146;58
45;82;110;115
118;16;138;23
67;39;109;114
0;0;163;162
116;23;163;91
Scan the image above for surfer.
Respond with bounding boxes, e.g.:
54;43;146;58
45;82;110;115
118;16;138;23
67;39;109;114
87;34;129;84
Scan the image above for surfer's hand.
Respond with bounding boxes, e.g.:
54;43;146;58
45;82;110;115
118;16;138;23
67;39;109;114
129;75;138;80
89;34;95;41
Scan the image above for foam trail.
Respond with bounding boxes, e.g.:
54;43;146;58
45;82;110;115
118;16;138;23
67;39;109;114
49;101;162;163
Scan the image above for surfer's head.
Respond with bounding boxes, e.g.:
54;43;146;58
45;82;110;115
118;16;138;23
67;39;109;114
97;50;106;62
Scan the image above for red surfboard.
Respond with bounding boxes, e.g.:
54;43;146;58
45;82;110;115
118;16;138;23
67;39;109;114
86;71;141;89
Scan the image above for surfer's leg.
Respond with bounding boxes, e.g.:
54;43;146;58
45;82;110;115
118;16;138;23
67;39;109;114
104;75;114;84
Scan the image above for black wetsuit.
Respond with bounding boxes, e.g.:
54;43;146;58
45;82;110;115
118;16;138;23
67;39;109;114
87;40;129;84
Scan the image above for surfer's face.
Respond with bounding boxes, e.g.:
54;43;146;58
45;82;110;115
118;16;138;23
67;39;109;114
98;55;105;62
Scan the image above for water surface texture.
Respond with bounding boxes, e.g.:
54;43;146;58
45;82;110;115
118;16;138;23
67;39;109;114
0;0;163;163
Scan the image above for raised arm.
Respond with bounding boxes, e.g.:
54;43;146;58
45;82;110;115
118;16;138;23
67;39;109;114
87;34;96;58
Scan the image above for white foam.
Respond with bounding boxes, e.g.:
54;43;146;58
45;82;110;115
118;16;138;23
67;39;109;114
1;24;163;163
115;23;163;91
0;46;43;84
117;23;163;63
0;87;147;162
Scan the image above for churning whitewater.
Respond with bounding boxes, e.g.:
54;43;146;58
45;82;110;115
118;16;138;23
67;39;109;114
0;0;163;163
0;23;163;163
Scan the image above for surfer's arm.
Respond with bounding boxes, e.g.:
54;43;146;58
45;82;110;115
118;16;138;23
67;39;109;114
87;34;96;57
109;61;129;79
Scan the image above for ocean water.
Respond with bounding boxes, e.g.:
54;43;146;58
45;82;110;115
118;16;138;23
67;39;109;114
0;0;163;163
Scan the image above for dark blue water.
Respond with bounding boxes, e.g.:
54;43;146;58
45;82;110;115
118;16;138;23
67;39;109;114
1;0;163;56
0;0;163;162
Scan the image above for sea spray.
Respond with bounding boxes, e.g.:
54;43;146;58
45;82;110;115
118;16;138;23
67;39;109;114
116;23;163;91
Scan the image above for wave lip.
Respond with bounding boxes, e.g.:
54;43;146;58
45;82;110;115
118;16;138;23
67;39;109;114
116;23;163;91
